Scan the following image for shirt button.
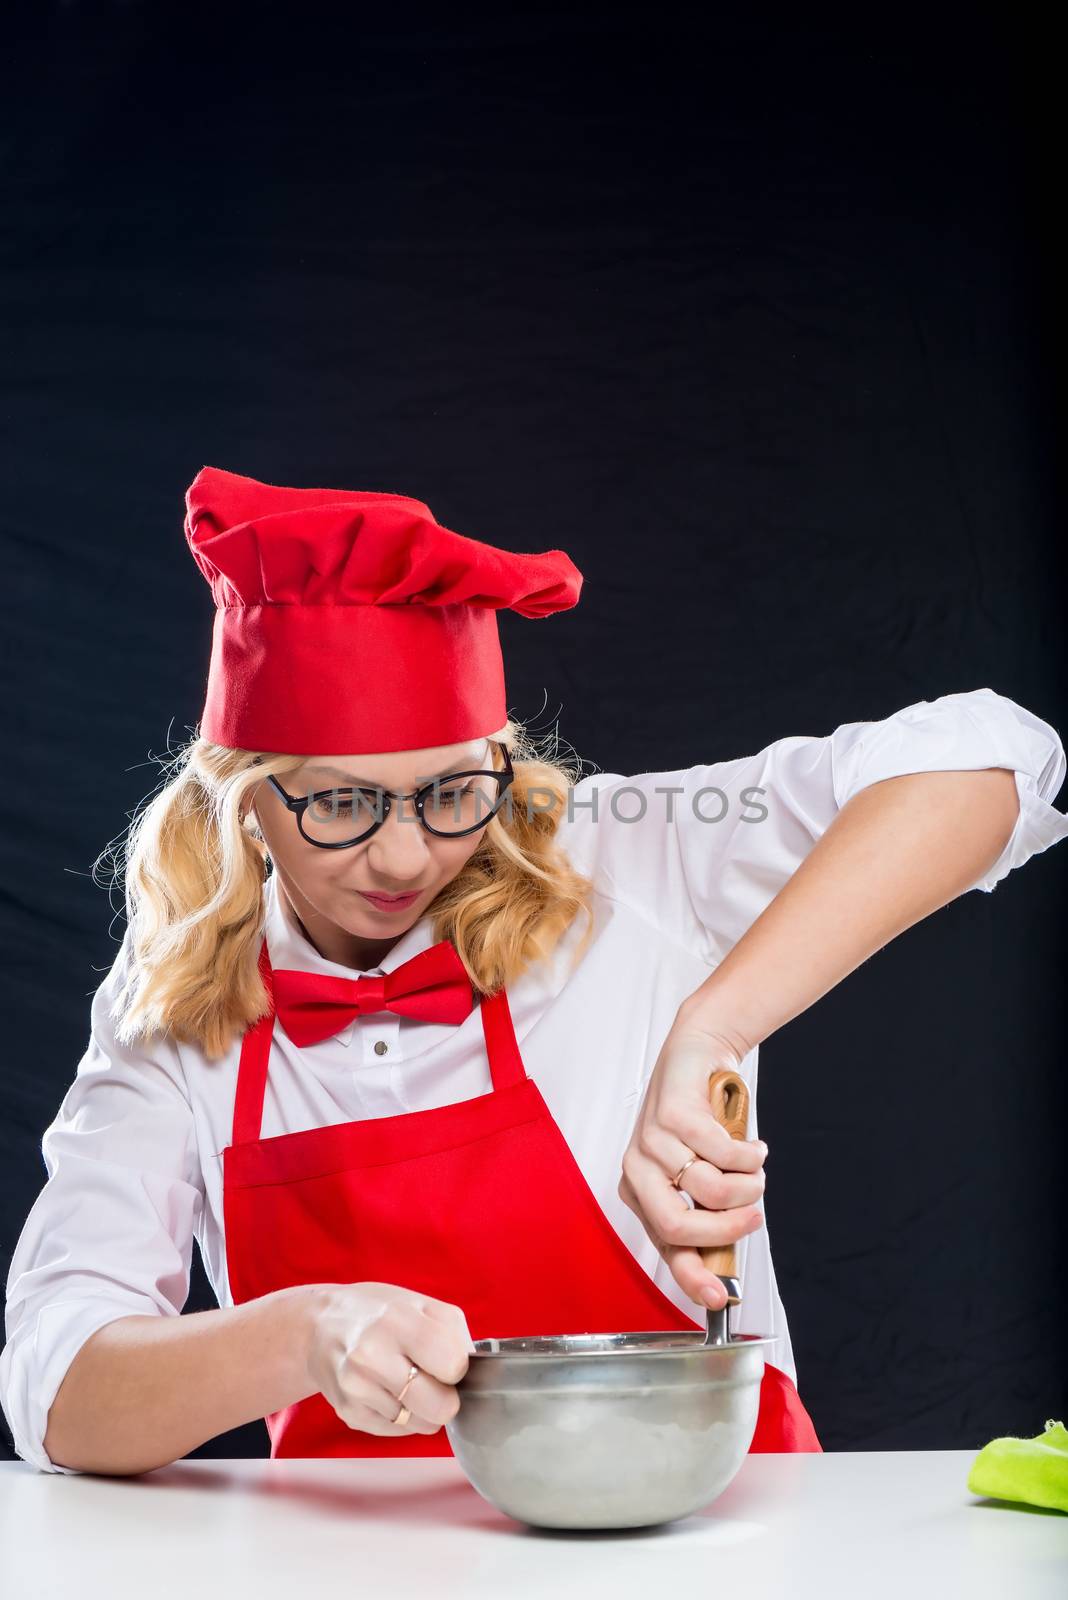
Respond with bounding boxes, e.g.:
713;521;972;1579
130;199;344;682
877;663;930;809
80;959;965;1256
373;1040;389;1056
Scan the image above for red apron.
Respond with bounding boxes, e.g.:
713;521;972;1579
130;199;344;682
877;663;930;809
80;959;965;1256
222;937;822;1457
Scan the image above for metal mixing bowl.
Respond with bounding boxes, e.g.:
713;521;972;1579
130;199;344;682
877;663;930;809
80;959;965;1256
445;1328;778;1529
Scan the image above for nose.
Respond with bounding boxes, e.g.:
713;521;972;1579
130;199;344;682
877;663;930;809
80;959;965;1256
364;792;432;879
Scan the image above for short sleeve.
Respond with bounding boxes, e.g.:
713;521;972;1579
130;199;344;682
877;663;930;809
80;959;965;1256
555;686;1068;966
0;927;204;1474
829;686;1068;895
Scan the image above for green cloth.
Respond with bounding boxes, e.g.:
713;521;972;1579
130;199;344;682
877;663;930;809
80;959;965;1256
967;1417;1068;1513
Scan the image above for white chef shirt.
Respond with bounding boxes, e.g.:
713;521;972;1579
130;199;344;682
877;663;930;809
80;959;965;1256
3;686;1066;1475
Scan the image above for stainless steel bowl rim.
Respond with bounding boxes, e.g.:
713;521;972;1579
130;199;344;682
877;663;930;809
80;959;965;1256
467;1330;778;1358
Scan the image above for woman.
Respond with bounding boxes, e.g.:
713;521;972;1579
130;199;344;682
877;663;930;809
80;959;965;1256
2;465;1065;1475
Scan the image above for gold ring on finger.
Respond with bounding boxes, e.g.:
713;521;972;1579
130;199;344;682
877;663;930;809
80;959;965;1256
671;1155;698;1189
393;1402;412;1426
396;1362;420;1404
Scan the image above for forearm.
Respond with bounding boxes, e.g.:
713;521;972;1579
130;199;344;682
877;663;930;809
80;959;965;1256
42;1283;324;1475
679;767;1020;1050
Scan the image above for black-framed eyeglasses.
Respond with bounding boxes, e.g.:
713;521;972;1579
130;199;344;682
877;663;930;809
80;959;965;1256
263;742;516;849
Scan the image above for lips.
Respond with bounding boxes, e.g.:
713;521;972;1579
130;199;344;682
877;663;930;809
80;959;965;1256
359;890;421;910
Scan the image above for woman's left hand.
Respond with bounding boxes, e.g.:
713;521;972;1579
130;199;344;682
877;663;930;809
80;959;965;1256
619;1010;768;1310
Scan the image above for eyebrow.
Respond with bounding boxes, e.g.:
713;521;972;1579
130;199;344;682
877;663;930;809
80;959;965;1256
302;748;489;787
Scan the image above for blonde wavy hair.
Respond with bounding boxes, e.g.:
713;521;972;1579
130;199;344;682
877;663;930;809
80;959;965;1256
95;718;597;1061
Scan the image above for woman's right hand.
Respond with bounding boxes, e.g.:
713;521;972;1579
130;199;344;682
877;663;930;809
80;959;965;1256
303;1282;474;1437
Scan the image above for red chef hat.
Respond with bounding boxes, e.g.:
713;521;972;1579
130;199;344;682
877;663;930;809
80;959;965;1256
184;466;583;755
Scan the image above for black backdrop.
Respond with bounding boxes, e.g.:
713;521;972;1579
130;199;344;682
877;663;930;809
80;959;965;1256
2;2;1065;1463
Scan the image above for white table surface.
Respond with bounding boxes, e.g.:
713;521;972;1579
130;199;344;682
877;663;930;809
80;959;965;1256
0;1451;1064;1600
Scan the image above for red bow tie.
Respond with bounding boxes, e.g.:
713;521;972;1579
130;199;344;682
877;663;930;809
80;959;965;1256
271;940;476;1047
